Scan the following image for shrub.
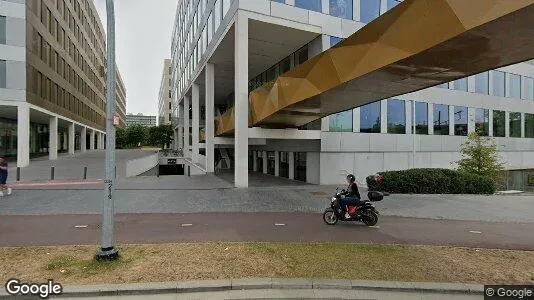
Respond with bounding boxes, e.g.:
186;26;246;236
366;168;495;194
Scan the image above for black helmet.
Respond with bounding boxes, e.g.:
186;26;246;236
346;174;355;182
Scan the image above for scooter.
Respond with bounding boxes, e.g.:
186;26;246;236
322;189;382;226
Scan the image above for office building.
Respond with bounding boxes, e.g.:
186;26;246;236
170;0;534;189
126;113;156;127
0;0;126;166
158;58;172;125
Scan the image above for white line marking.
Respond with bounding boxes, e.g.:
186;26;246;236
368;225;380;229
74;225;88;229
469;230;482;234
181;223;193;227
274;223;286;226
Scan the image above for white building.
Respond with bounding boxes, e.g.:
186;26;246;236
158;59;173;125
170;0;534;189
126;113;157;127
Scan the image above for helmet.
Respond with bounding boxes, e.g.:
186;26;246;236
346;174;355;183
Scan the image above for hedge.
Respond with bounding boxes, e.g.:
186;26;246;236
366;168;496;194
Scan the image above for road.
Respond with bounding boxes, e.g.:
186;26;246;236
1;212;533;250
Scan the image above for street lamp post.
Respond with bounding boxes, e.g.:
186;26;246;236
96;0;119;260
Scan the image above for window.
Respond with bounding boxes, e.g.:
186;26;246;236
437;82;448;89
0;60;5;88
523;77;534;100
474;72;488;94
297;46;308;65
493;110;505;137
295;0;322;12
330;36;343;47
0;16;6;44
330;0;352;19
508;73;521;99
526;114;534;138
271;0;285;2
360;0;380;23
360;102;381;133
207;13;213;44
414;102;428;134
387;99;405;134
387;0;400;10
329;110;352;132
453;78;467;91
454;106;468;136
223;0;231;17
492;70;505;97
215;0;221;32
433;104;449;135
509;112;522;138
475;108;489;136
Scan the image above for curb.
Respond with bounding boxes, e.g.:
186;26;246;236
0;278;484;298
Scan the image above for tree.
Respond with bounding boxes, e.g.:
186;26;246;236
125;124;147;148
116;127;127;149
455;132;505;183
147;124;173;149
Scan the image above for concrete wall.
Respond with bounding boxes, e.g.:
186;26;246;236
306;151;320;184
126;153;159;177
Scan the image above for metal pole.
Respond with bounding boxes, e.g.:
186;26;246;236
83;166;87;180
96;0;118;260
16;167;20;181
412;100;416;169
51;166;55;180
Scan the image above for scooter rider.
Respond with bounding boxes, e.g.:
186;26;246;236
341;174;362;219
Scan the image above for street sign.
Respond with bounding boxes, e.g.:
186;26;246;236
113;115;119;126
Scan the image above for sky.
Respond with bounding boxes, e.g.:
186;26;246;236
94;0;178;116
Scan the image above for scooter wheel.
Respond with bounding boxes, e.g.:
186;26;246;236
323;208;338;225
362;210;378;226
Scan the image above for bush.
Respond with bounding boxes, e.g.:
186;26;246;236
366;168;495;195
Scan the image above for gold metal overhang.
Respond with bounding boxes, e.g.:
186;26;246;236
215;0;534;136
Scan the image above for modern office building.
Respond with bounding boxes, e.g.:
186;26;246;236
0;0;126;167
126;113;156;127
158;58;172;125
170;0;534;189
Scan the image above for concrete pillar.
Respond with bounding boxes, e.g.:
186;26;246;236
288;152;295;180
49;116;58;160
17;104;30;168
192;83;200;164
505;111;510;137
467;107;476;134
68;123;75;154
428;103;435;135
488;110;494;137
62;131;68;151
234;12;249;187
252;151;258;172
448;105;455;136
521;112;526;138
184;96;190;157
274;151;280;176
90;130;95;150
205;63;215;173
262;151;267;174
81;127;87;152
380;99;388;133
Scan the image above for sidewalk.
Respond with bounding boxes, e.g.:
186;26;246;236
0;278;484;299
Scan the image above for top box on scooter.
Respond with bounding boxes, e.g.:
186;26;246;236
368;191;384;202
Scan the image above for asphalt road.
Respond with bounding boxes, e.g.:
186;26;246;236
1;212;532;250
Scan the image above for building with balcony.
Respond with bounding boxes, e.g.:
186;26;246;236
170;0;534;189
158;58;172;125
126;113;156;127
0;0;127;166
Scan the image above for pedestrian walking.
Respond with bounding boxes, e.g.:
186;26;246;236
0;156;12;197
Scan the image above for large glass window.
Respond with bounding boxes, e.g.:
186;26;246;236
387;99;405;134
454;106;468;136
523;77;534;101
493;110;505;137
271;0;285;3
453;78;467;92
0;60;5;88
492;70;505;97
360;0;380;23
330;36;343;47
296;46;308;65
437;83;448;89
509;112;522;138
526;114;534;138
474;72;488;94
415;102;428;134
508;73;521;99
330;0;352;19
279;57;290;74
387;0;400;10
214;0;221;32
207;13;213;44
295;0;322;12
433;104;449;135
0;16;6;44
475;108;489;136
223;0;231;17
329;110;353;132
360;102;381;133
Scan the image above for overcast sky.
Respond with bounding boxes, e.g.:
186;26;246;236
94;0;178;116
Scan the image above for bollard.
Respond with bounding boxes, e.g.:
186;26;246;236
83;167;88;180
51;166;55;180
188;166;191;177
16;167;20;181
114;166;117;179
157;165;160;177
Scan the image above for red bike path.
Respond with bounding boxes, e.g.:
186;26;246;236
1;212;533;250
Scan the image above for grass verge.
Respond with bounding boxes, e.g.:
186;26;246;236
1;243;533;285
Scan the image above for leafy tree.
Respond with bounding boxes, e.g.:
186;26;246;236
455;132;504;183
125;124;147;148
116;127;127;149
147;124;173;149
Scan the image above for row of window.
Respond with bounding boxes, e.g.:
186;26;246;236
440;70;534;101
329;99;534;138
271;0;400;22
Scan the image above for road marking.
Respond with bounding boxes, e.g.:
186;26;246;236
74;225;88;229
274;223;286;226
469;230;482;234
181;223;193;227
368;225;380;229
11;180;102;187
